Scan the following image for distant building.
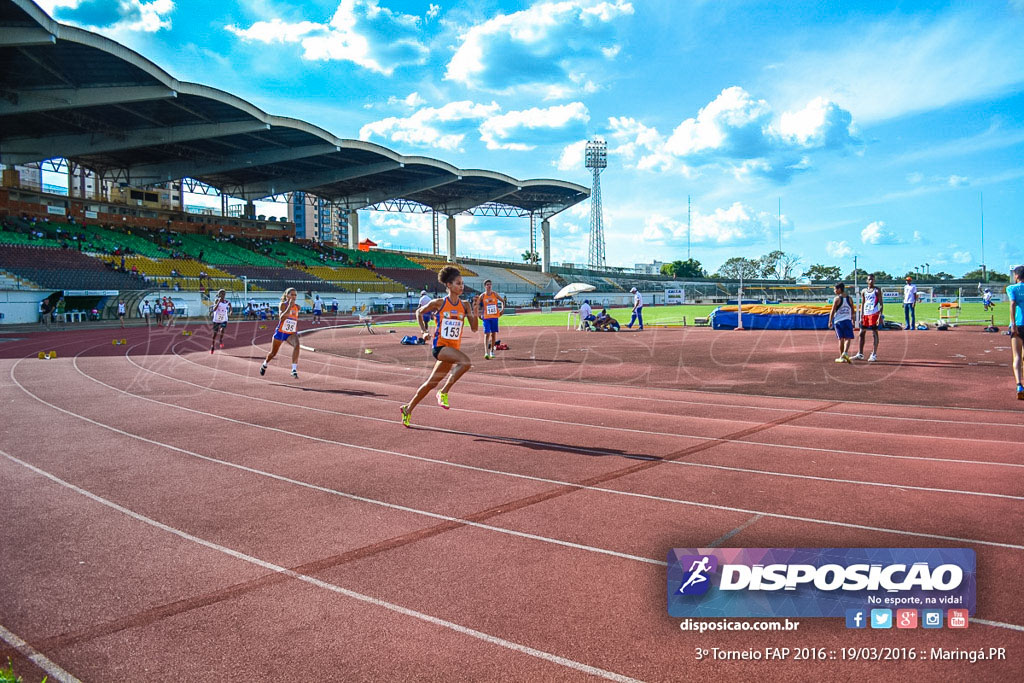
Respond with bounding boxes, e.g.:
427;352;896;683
635;260;665;275
288;192;348;244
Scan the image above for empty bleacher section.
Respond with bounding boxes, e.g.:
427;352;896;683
176;233;283;267
99;256;247;291
376;268;453;295
220;265;325;293
332;247;423;269
407;255;478;276
0;245;144;290
301;266;404;293
505;267;561;291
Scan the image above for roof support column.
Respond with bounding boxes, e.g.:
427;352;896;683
446;215;457;262
245;201;256;219
541;218;551;274
348;210;359;249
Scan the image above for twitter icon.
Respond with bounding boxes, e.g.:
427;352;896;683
870;609;893;629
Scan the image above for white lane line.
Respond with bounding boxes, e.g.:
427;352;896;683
12;353;1024;552
0;622;82;683
237;339;1024;443
0;450;643;683
167;344;1024;470
290;331;1024;420
973;618;1024;632
130;348;1024;501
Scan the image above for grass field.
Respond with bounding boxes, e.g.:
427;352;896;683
395;301;1008;328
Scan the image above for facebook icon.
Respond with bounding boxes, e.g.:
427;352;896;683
845;609;867;629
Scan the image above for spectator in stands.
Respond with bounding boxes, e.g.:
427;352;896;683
578;299;595;331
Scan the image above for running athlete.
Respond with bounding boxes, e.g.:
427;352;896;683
852;274;882;361
210;289;232;353
400;266;478;426
117;300;126;328
260;287;301;379
474;279;507;359
827;282;855;363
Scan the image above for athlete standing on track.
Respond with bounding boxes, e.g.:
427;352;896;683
312;295;323;325
852;274;882;362
475;279;507;359
400;266;478;426
1006;265;1024;400
260;287;301;379
210;289;232;353
827;282;855;363
117;300;126;328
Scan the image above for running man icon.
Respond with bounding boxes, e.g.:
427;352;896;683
678;555;717;595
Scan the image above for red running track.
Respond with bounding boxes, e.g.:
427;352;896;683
0;321;1021;681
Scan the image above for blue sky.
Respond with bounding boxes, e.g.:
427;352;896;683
38;0;1024;276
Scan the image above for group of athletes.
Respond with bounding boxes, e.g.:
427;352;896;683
827;267;1024;399
207;263;1024;416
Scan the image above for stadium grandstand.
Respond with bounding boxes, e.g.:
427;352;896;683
0;0;988;327
0;0;600;323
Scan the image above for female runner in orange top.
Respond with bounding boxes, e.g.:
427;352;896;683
260;287;301;379
401;266;478;426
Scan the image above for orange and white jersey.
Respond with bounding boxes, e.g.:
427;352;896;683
480;291;502;320
433;296;467;350
277;303;300;335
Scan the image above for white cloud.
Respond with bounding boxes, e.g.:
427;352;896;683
947;174;969;187
612;87;857;182
953;250;973;264
445;0;634;94
861;220;904;245
906;172;924;184
827;240;854;259
427;4;441;20
226;1;428;75
639;203;777;247
767;13;1024;123
387;92;427;109
43;0;174;34
359;100;500;151
478;102;589;151
554;139;588;171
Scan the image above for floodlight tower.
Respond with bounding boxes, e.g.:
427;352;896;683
585;139;607;269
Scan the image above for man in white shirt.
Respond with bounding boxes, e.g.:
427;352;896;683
626;287;644;330
418;289;434;341
578;299;595;330
902;276;918;331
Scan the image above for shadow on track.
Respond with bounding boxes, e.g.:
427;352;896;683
412;425;660;462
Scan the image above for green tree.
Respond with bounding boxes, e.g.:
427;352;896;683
962;268;1009;282
870;270;895;282
717;257;760;280
845;268;869;281
660;258;706;278
933;271;956;281
521;250;539;264
803;264;841;281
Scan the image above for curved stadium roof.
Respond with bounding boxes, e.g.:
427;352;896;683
0;0;589;218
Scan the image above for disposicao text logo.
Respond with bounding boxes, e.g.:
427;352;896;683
667;548;975;619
